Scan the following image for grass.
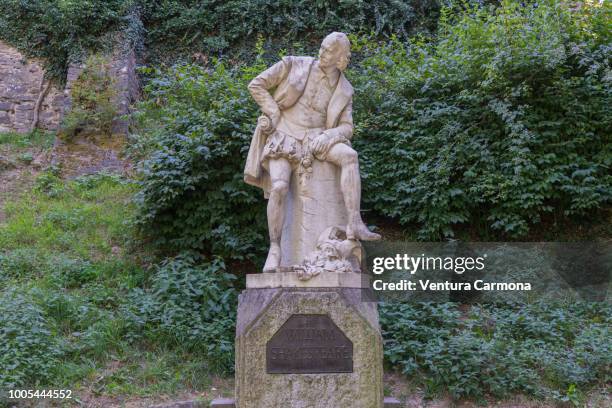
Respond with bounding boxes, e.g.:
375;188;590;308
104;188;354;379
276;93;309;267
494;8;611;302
0;171;134;258
0;130;56;223
0;130;55;149
0;130;232;406
0;170;226;403
79;349;219;396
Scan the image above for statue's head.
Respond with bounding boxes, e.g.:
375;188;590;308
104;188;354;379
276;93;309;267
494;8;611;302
319;32;351;71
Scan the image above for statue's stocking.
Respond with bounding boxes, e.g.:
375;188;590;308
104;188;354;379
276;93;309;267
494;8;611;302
264;159;291;271
340;162;381;241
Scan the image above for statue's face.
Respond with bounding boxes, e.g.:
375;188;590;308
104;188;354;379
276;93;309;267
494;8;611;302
319;41;351;72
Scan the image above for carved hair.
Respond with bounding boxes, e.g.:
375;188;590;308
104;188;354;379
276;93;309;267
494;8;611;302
321;32;351;55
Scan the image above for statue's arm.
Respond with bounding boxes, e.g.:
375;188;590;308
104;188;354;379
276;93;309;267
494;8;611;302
325;101;354;142
247;58;290;123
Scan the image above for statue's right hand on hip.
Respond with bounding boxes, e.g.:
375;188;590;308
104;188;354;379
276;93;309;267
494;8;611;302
258;108;281;135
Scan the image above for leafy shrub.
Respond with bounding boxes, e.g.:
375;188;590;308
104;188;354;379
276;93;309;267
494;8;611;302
1;0;440;81
132;61;268;262
34;166;64;197
380;301;612;401
572;324;611;382
0;288;63;388
0;248;47;282
61;54;119;138
122;253;237;373
350;0;612;239
134;1;610;252
141;0;442;61
49;257;98;289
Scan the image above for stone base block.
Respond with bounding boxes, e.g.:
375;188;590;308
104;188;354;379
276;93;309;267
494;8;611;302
235;281;383;408
210;396;401;407
384;397;402;407
246;271;366;289
150;400;205;408
210;398;236;408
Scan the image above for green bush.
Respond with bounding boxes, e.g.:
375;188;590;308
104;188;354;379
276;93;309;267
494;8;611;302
132;61;268;262
33;166;65;197
0;248;47;282
121;253;237;373
134;1;610;251
380;301;612;401
350;0;611;239
49;257;98;289
142;0;441;61
1;0;439;81
0;288;63;388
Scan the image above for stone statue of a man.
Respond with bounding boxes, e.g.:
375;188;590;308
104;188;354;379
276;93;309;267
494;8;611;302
244;32;380;272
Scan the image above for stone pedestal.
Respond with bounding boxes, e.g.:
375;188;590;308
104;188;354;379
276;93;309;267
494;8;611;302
234;272;383;408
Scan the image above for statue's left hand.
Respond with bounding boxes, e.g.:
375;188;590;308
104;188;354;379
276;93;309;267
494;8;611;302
311;133;331;155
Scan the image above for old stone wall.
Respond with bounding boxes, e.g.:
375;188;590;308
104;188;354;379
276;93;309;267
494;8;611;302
110;39;140;135
0;41;64;133
0;36;139;135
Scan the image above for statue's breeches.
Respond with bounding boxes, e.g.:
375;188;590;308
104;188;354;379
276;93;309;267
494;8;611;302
263;127;329;165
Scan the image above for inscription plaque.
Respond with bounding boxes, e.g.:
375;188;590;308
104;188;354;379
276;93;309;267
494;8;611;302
266;314;353;374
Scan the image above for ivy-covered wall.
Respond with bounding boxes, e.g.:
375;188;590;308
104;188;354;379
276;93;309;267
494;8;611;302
0;0;441;81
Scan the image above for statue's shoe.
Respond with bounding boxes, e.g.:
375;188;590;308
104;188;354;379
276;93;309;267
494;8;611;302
347;222;381;241
263;243;281;272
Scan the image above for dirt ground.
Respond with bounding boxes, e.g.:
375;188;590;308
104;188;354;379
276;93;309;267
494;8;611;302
50;133;129;179
0;132;129;223
0;143;50;222
8;373;609;407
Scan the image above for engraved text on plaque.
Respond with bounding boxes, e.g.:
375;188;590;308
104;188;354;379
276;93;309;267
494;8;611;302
266;314;353;374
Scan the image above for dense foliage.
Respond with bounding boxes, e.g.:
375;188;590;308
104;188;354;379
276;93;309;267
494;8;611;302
380;301;611;401
0;288;63;388
351;0;611;238
134;1;611;251
122;253;237;373
141;0;441;60
132;60;268;263
0;0;441;81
